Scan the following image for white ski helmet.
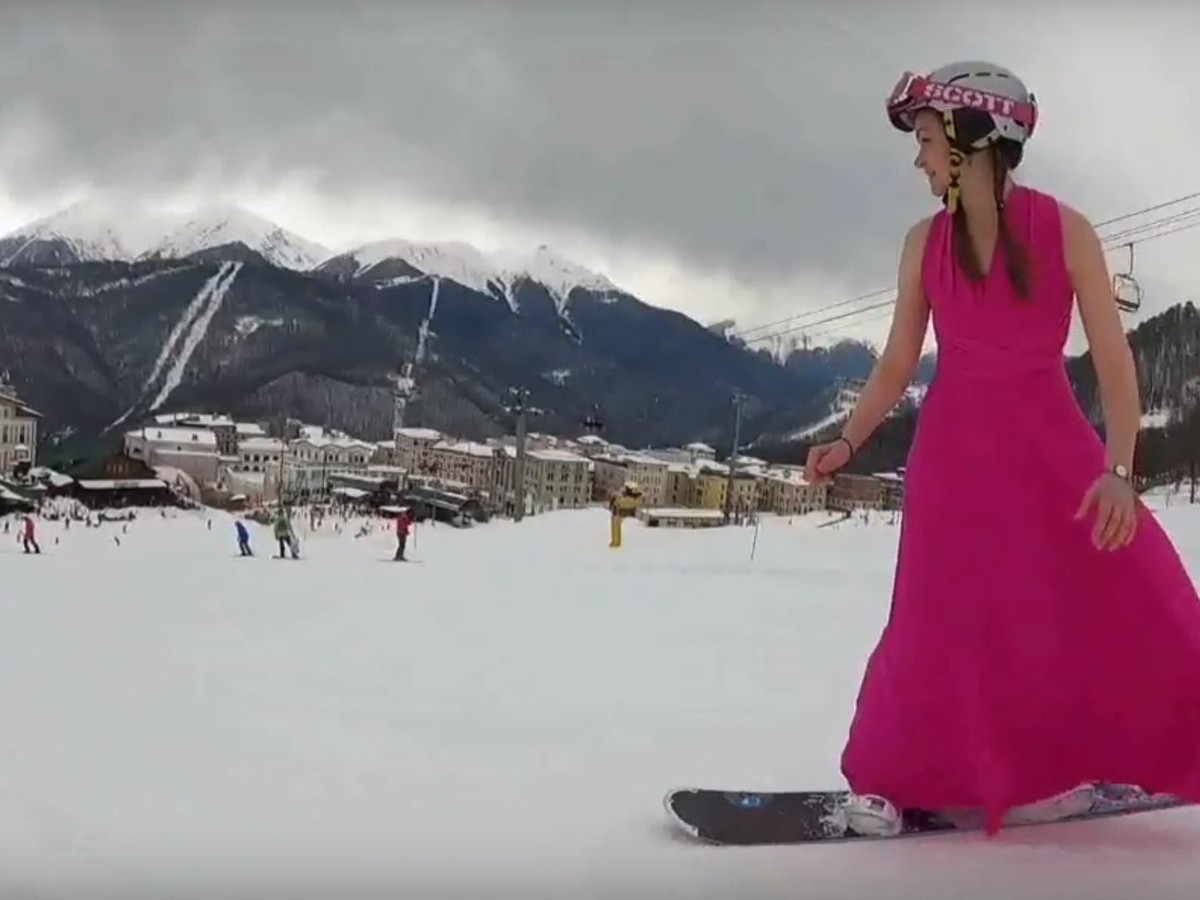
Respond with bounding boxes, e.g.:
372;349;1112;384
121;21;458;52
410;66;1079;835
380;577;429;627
886;61;1039;150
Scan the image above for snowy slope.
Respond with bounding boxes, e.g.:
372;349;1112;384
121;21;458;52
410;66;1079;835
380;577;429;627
147;261;242;411
143;207;330;270
785;381;926;442
107;262;244;430
3;502;1200;895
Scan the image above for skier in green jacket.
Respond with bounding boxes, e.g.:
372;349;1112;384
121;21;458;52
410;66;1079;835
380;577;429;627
273;509;299;559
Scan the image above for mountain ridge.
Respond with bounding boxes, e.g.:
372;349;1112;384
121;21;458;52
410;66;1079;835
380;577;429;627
0;199;888;456
0;249;860;463
0;200;631;306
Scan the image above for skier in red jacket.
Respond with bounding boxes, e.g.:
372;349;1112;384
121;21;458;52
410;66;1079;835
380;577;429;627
20;514;40;554
393;509;413;561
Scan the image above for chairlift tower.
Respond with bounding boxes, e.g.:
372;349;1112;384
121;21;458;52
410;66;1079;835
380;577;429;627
504;387;543;522
391;359;419;435
723;391;746;522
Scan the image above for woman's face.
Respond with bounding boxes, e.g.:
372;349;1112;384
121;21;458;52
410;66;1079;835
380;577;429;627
912;109;952;198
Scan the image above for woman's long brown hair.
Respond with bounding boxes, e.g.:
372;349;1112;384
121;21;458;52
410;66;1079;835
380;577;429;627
950;141;1031;301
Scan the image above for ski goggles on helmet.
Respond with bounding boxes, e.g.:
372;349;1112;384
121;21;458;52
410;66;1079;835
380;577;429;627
886;71;1038;137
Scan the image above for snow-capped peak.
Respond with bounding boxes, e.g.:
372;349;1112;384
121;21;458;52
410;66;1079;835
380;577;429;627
339;238;503;296
0;200;330;271
2;199;622;296
0;198;171;265
143;206;330;270
332;238;620;312
502;244;617;308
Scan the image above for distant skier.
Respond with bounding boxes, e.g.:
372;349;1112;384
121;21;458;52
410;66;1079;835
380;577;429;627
235;518;253;556
393;509;413;561
273;510;299;560
20;514;39;554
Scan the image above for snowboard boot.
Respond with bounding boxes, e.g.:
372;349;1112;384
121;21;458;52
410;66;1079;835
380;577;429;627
838;782;1097;837
1002;783;1097;826
839;793;903;837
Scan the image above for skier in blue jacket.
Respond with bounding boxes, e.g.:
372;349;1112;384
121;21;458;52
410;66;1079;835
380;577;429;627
235;518;253;556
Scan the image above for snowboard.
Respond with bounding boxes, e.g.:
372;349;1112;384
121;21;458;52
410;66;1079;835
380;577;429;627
663;783;1191;846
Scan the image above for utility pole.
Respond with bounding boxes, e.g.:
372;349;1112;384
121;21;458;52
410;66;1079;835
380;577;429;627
723;391;745;522
388;361;418;477
504;387;542;522
277;418;299;507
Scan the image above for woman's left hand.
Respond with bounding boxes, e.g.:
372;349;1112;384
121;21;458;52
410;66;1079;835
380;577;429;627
1074;472;1138;551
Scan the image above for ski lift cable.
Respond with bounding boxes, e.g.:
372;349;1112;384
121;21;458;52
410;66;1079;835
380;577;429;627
1101;208;1200;246
801;214;1195;345
750;222;1171;345
802;304;899;343
737;203;1200;344
806;219;1200;342
729;190;1200;343
740;205;1200;346
731;286;896;339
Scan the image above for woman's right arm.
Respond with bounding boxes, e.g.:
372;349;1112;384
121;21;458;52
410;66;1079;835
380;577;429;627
839;218;932;452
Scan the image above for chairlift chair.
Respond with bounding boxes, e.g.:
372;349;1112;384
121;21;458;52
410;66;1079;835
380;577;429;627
1112;242;1143;313
581;405;605;434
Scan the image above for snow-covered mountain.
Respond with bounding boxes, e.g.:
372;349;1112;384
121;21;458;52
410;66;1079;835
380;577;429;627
0;200;168;267
0;198;934;455
319;240;620;313
2;200;626;306
0;200;329;271
320;238;504;292
142;206;331;270
506;244;619;310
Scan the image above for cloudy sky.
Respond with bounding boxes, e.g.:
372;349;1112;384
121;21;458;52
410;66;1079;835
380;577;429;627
2;1;1199;351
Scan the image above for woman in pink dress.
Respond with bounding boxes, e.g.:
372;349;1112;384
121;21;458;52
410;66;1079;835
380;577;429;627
804;61;1200;836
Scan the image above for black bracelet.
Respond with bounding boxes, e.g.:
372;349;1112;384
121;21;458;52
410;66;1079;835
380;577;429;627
836;435;855;456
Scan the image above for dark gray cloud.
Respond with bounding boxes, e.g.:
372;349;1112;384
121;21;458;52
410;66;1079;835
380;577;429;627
2;1;1199;332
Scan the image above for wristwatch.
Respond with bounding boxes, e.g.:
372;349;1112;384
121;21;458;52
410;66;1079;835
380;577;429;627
1110;463;1130;481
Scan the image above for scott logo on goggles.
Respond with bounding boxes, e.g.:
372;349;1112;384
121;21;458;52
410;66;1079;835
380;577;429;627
923;82;1018;118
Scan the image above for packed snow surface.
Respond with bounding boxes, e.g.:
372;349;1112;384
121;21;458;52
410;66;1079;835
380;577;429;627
3;498;1200;897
